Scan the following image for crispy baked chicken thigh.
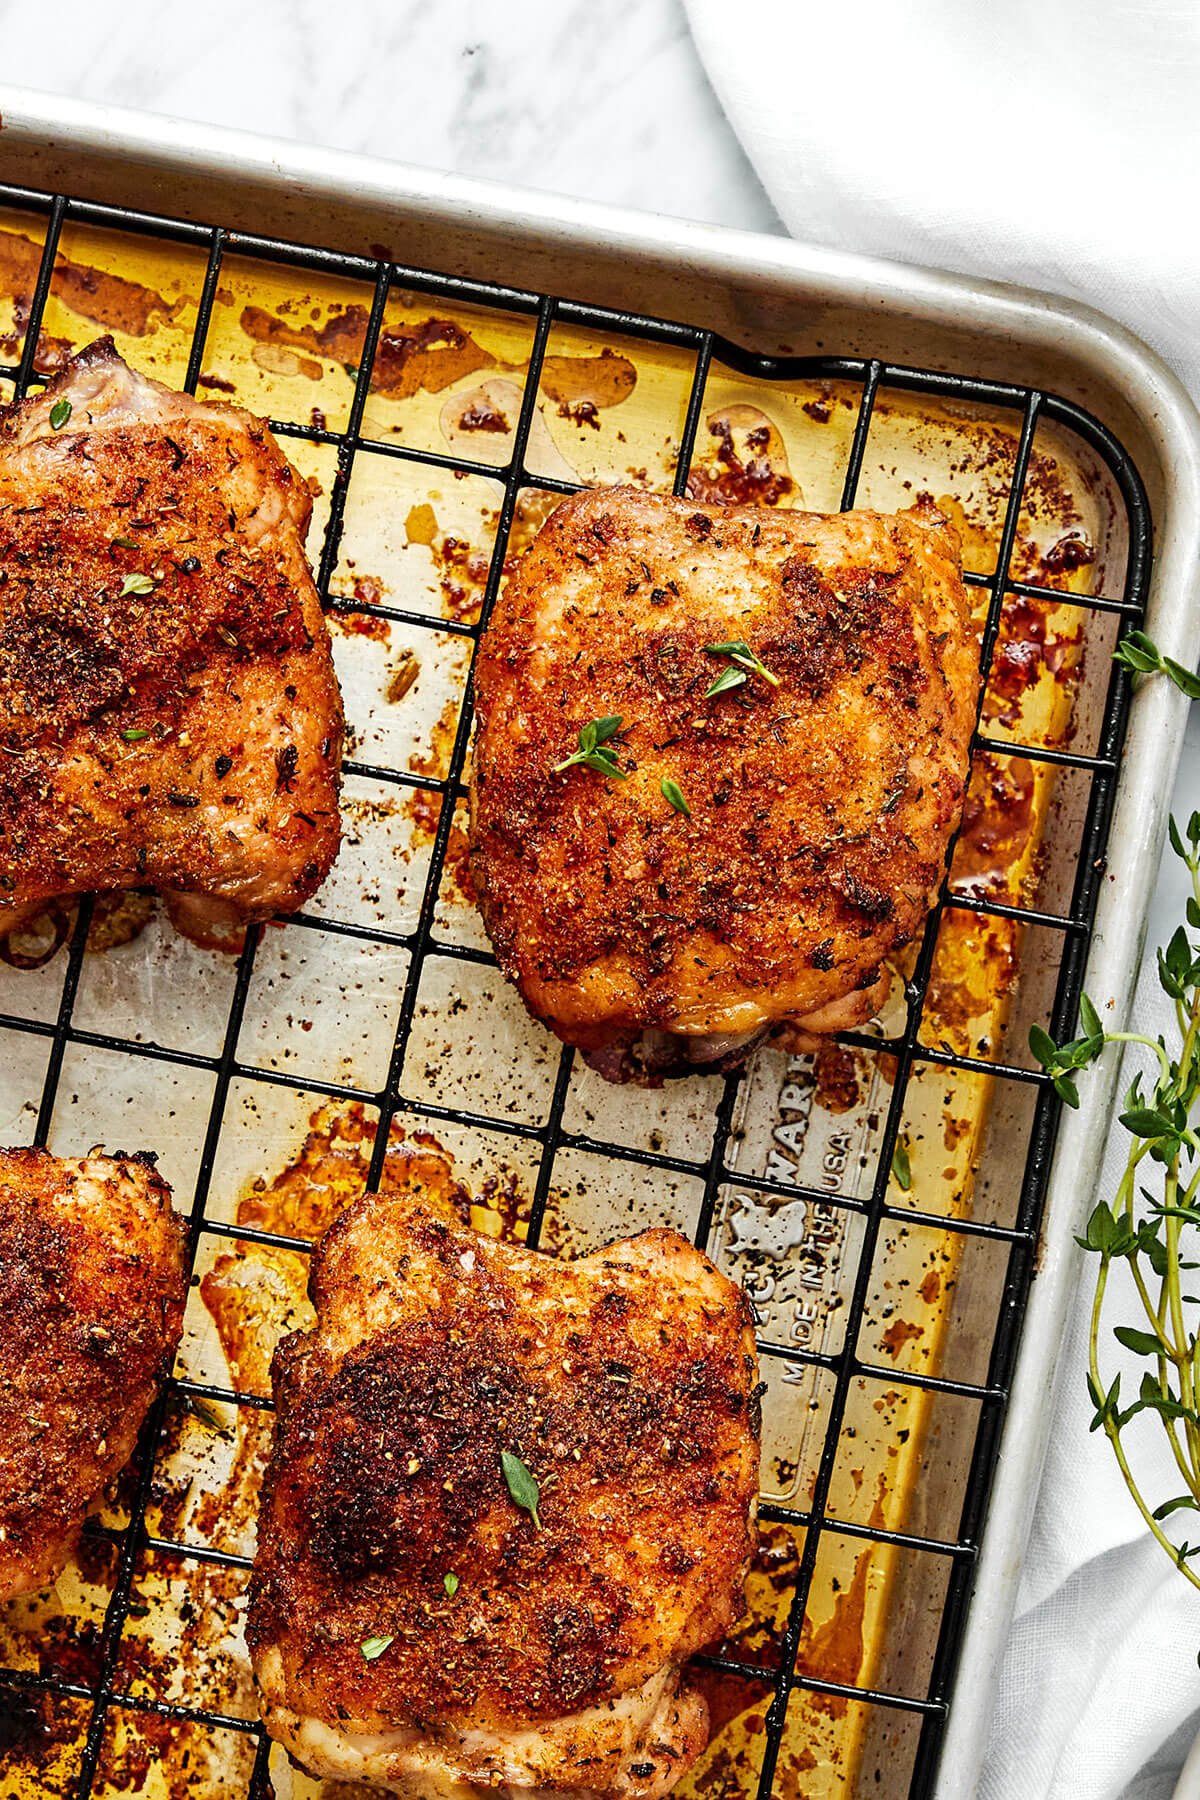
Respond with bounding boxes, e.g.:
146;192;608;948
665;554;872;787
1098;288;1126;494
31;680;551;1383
470;489;979;1080
0;338;342;951
249;1189;760;1798
0;1146;187;1599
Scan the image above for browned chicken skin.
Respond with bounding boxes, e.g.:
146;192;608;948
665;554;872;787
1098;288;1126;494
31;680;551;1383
0;1146;187;1599
470;489;979;1081
248;1187;761;1798
0;339;342;951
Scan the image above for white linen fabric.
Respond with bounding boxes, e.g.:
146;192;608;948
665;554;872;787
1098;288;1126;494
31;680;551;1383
684;0;1200;394
681;4;1200;1793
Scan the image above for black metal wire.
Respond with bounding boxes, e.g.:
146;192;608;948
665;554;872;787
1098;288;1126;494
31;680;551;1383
0;180;1152;1800
361;290;558;1199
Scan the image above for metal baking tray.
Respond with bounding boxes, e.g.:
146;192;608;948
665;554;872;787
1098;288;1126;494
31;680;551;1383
0;84;1196;1800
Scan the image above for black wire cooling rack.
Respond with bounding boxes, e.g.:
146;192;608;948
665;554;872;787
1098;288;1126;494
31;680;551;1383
0;180;1151;1800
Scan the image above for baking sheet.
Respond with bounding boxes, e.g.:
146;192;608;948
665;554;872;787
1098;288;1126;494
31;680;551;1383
0;205;1130;1799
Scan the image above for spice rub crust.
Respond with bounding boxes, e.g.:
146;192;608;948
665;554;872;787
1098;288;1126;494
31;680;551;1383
0;338;342;946
0;1145;187;1600
248;1191;760;1795
469;488;979;1072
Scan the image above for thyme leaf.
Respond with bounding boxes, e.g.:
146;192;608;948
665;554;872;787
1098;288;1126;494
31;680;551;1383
360;1635;394;1662
891;1140;912;1191
120;573;156;597
49;399;71;431
500;1449;542;1528
186;1395;233;1437
443;1571;459;1598
552;715;627;780
661;776;691;817
703;664;748;700
1114;629;1200;701
705;637;781;689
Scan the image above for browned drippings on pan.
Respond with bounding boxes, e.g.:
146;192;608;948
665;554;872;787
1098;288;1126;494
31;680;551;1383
0;207;1130;1800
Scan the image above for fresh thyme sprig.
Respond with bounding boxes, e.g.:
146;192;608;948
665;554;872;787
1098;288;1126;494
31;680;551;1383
552;716;627;780
703;638;780;698
1036;814;1200;1587
1028;993;1105;1110
1114;629;1200;700
1029;632;1200;1586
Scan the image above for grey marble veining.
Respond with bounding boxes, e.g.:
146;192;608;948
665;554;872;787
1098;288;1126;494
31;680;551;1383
0;0;781;233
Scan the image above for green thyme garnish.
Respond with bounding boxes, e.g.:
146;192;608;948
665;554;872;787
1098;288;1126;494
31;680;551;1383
186;1395;233;1437
360;1635;394;1662
111;535;139;551
121;729;150;742
552;716;627;781
443;1571;459;1598
500;1450;542;1529
704;663;748;698
1114;629;1200;700
891;1140;912;1191
1028;991;1106;1109
120;573;156;597
661;776;691;817
49;399;71;431
704;638;780;698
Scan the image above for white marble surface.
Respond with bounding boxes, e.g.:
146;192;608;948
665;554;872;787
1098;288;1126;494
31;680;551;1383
0;0;781;234
4;15;1198;1798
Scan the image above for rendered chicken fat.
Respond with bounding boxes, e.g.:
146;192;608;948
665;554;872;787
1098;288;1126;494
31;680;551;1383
248;1188;761;1798
0;338;343;950
469;488;980;1081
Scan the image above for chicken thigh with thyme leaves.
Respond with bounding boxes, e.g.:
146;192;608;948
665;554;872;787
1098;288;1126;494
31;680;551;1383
470;488;978;1081
0;338;342;952
248;1187;760;1797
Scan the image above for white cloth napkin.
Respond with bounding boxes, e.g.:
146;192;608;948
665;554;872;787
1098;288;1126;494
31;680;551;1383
681;4;1200;1793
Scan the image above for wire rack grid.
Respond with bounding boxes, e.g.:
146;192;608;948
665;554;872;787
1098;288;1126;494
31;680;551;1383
0;180;1151;1800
